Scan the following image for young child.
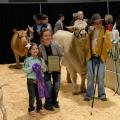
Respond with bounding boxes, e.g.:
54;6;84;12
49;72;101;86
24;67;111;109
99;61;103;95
84;13;112;101
23;43;49;117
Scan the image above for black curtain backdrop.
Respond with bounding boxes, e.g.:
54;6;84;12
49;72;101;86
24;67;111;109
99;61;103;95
0;2;120;64
0;4;40;64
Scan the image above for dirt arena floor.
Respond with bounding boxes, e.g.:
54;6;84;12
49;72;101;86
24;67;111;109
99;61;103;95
0;64;120;120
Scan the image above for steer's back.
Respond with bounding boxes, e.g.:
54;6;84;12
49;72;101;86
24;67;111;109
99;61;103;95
53;30;73;53
53;30;87;74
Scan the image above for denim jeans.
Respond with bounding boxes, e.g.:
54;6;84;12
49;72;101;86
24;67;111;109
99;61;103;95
86;58;106;99
27;79;42;112
44;72;61;108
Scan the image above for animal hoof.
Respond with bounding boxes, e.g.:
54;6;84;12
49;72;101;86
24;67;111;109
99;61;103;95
72;92;80;95
8;64;22;69
67;80;72;83
15;66;22;69
15;64;23;69
80;87;86;93
80;89;86;93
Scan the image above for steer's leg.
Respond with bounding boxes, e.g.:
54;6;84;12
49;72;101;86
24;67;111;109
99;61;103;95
14;53;21;69
66;69;72;83
71;72;79;95
80;73;86;93
15;54;20;66
67;68;79;95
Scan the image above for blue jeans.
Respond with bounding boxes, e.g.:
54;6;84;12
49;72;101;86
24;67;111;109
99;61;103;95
44;72;60;108
86;58;106;99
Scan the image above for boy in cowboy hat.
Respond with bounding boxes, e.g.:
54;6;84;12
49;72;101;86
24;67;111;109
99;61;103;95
84;13;112;101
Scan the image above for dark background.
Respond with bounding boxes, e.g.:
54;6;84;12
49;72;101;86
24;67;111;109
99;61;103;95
9;0;47;2
0;2;120;64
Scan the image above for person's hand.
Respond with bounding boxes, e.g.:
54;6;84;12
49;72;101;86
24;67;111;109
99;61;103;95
88;26;94;34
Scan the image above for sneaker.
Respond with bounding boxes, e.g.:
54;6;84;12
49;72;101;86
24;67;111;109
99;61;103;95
54;104;60;108
29;110;37;117
38;109;47;115
100;97;107;101
44;106;54;111
84;97;91;101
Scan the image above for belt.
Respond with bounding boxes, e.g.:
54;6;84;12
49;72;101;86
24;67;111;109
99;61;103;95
92;54;100;59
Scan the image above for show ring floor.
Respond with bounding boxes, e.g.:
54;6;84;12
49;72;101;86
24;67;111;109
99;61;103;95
0;64;120;120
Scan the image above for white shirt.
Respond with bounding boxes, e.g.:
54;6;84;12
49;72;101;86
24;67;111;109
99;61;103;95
93;29;100;53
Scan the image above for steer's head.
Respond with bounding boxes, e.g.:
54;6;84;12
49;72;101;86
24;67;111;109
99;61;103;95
13;28;29;46
66;25;88;40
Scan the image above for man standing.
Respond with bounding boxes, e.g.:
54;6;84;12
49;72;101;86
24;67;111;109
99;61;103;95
32;13;43;45
33;13;52;45
54;14;64;33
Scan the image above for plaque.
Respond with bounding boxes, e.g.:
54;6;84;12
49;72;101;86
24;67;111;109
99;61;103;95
48;56;60;72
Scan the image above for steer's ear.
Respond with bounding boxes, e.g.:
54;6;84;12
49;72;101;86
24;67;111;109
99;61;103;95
25;28;28;33
28;25;34;32
13;28;18;33
66;26;78;32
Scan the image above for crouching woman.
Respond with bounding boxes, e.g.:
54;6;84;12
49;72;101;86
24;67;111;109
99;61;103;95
39;29;63;111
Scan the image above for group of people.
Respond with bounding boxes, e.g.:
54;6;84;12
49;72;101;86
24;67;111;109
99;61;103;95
69;11;112;101
24;29;63;116
23;11;114;117
23;12;66;117
31;13;64;45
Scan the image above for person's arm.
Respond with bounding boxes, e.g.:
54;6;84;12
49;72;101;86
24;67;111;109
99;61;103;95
23;58;33;74
54;22;63;33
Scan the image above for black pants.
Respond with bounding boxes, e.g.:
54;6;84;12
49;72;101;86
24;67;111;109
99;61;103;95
27;79;42;112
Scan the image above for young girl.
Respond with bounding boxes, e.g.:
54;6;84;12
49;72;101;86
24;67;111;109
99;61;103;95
24;43;49;116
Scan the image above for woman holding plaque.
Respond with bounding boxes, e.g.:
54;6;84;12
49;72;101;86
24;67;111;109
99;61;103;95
39;29;62;111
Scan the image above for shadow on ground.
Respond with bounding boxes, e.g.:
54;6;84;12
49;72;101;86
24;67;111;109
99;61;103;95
60;81;115;109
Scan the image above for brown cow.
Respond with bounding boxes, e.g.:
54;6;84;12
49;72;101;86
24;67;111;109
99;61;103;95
11;28;30;68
